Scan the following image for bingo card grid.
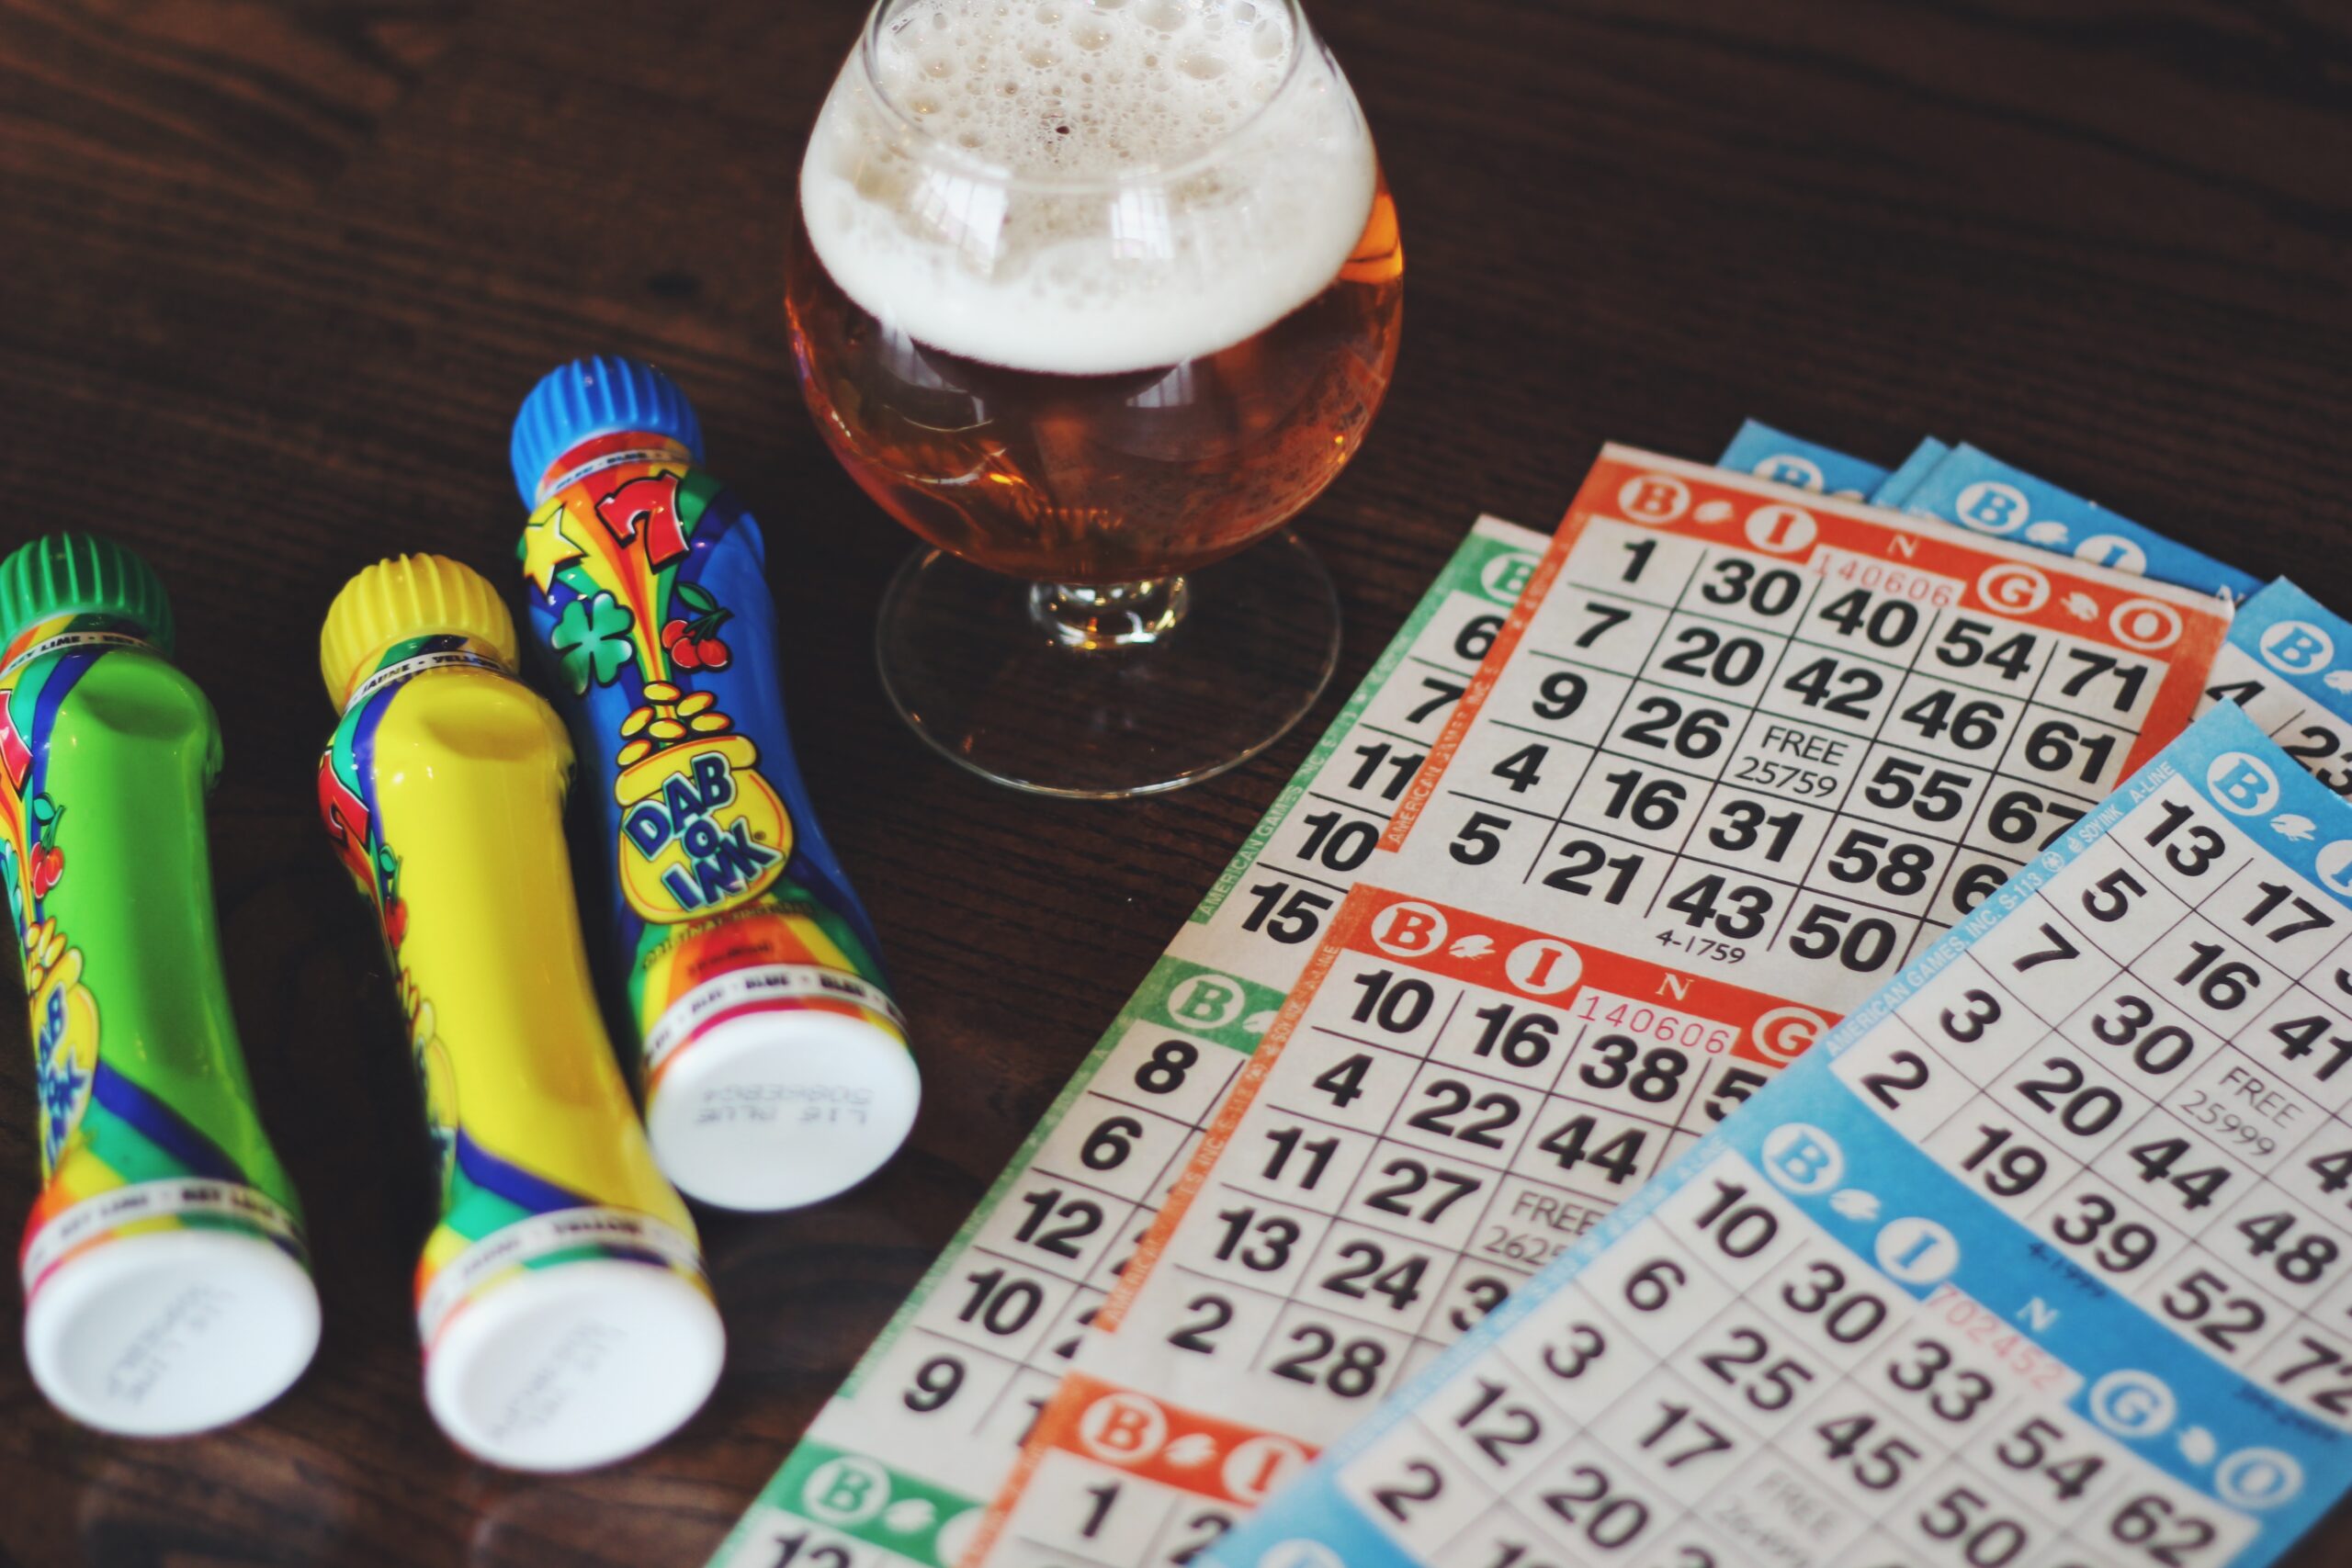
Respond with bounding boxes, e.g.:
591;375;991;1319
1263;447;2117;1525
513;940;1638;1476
708;517;1549;1568
969;888;1809;1568
1386;446;2231;1010
1204;705;2352;1568
962;446;2232;1568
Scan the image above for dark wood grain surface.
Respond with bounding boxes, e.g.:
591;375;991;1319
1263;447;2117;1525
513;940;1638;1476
2;1;2349;1562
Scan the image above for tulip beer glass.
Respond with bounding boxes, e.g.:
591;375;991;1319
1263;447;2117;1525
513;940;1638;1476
790;0;1402;795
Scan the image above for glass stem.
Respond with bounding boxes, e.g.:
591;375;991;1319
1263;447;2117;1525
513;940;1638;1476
1029;576;1193;650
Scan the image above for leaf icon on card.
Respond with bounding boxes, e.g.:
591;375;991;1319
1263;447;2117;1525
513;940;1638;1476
1242;1010;1281;1036
882;1500;937;1535
2328;671;2352;694
1449;935;1497;959
2064;592;2100;621
2025;520;2071;546
1162;1433;1219;1467
2273;815;2317;842
1829;1190;1882;1222
2178;1427;2219;1466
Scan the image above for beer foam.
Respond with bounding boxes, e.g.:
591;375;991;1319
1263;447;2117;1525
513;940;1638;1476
800;0;1377;376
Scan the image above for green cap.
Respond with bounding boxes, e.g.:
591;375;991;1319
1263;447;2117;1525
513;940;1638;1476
0;534;175;657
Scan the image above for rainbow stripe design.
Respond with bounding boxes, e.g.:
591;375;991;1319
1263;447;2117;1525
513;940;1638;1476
517;435;901;1081
318;634;705;1329
5;611;304;1297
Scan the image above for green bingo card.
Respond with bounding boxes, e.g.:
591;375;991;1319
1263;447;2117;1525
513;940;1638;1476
709;516;1550;1568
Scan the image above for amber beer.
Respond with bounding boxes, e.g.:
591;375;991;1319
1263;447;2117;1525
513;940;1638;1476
790;0;1402;586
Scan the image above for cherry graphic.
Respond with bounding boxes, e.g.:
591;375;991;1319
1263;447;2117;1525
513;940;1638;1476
28;845;62;897
661;584;732;674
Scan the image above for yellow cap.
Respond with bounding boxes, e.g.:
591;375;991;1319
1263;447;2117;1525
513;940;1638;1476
320;555;520;707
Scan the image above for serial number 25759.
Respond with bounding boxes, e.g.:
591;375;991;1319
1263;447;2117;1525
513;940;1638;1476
1734;756;1840;798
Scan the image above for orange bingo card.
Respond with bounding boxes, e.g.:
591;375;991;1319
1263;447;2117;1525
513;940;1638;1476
1383;446;2232;1009
969;886;1815;1568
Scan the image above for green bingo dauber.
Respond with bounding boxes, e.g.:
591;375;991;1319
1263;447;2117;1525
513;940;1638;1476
2;533;318;1436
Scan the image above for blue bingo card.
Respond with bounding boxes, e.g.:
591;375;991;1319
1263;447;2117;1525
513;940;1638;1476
1905;445;2265;606
2200;581;2352;794
1207;705;2352;1568
1720;421;1894;502
1873;437;1953;508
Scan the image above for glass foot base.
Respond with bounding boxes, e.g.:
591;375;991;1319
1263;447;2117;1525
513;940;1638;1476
876;532;1343;799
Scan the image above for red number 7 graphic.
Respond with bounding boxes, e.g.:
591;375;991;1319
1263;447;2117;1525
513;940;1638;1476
0;702;28;793
316;762;375;890
595;472;690;568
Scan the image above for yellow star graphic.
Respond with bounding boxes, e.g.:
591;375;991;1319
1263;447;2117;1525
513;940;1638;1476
520;501;586;594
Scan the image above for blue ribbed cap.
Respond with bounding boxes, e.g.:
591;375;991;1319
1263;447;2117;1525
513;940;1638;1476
509;355;705;504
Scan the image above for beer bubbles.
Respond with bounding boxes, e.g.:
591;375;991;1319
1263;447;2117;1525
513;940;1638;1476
802;0;1377;376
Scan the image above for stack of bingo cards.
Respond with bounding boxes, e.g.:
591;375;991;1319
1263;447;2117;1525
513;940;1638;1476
953;447;2241;1568
713;420;2352;1568
1152;444;2352;1568
708;517;1552;1568
1377;447;2235;986
1203;702;2352;1568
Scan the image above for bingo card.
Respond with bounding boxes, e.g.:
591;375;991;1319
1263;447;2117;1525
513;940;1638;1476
1714;423;1944;511
2199;581;2352;793
1872;437;1952;508
1719;420;1893;503
967;886;1820;1568
707;516;1550;1568
1383;446;2233;1011
1207;704;2352;1568
1899;444;2262;605
958;448;2230;1568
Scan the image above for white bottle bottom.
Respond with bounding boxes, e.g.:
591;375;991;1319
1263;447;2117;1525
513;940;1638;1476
424;1257;725;1472
24;1222;320;1437
645;1005;922;1213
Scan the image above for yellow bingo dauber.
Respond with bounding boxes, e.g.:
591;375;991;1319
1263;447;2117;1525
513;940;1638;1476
317;554;723;1472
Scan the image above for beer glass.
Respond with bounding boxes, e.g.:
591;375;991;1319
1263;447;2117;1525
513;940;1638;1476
791;0;1402;796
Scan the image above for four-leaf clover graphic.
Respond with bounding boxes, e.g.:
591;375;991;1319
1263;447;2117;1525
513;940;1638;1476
550;592;639;694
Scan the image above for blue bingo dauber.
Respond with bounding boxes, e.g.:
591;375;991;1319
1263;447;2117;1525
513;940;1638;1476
1206;703;2352;1568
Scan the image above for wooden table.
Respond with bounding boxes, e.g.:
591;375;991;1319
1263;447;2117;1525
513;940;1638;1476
2;1;2348;1562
